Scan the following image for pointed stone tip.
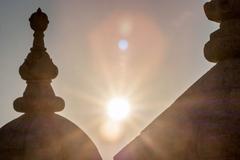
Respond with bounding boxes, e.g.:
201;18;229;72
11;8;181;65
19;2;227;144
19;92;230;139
37;8;42;13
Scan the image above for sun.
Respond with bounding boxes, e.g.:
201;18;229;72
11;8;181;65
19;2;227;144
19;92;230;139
107;97;130;121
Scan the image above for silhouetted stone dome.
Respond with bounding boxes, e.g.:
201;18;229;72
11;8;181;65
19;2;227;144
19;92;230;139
0;8;102;160
0;114;102;160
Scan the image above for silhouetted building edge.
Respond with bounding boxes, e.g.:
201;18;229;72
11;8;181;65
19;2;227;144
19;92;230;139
0;8;102;160
115;0;240;159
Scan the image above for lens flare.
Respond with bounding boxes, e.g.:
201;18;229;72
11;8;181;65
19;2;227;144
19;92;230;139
118;39;129;51
107;97;130;121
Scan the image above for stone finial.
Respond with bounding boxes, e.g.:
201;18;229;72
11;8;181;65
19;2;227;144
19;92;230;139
204;0;240;62
19;8;57;80
29;8;49;32
14;8;64;113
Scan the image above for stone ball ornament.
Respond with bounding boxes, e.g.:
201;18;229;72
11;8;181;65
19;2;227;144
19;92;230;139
29;8;49;32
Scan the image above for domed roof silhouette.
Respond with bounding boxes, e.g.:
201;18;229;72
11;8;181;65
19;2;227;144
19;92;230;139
0;114;102;159
0;8;102;160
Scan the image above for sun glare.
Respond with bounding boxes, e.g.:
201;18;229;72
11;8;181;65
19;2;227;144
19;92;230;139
100;121;123;142
107;97;130;121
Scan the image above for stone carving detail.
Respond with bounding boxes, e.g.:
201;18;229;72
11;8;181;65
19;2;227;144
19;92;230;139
14;8;64;113
204;0;240;22
204;0;240;62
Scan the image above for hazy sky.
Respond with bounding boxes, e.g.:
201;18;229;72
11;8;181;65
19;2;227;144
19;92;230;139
0;0;217;159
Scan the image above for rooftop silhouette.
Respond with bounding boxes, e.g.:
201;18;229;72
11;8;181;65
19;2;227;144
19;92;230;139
115;0;240;159
0;8;102;160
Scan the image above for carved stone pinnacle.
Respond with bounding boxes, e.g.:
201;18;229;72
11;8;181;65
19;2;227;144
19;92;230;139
14;8;64;113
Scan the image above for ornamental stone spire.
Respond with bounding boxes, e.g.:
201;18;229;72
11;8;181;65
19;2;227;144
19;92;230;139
14;8;64;113
0;8;102;160
204;0;240;62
